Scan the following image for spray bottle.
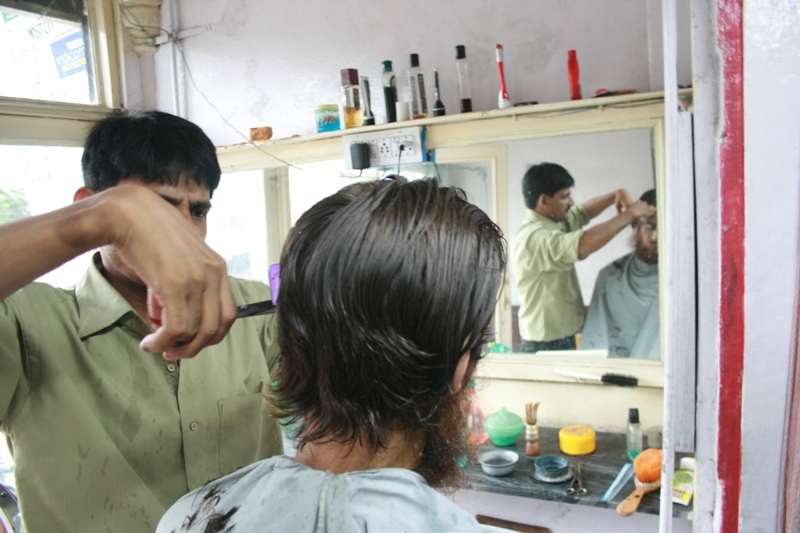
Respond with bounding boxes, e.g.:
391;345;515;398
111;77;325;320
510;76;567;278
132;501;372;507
627;408;643;460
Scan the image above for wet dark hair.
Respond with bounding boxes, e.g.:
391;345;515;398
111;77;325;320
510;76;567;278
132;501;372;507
81;110;221;196
640;188;656;206
522;162;575;210
273;176;506;485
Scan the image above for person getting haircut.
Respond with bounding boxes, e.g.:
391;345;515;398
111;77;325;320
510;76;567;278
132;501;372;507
157;176;507;533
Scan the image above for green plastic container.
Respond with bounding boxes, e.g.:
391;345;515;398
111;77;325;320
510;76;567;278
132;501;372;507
483;407;524;446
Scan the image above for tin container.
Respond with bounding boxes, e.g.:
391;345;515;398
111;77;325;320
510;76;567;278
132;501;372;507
315;104;340;133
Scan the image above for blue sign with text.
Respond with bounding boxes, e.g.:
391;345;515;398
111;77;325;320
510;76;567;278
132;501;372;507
50;31;86;79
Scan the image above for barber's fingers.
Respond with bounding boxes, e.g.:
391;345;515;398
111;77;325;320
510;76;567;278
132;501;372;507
139;257;236;358
615;189;633;213
628;201;657;219
160;269;237;360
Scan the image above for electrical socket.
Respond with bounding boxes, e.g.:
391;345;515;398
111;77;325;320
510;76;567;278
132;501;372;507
343;126;425;169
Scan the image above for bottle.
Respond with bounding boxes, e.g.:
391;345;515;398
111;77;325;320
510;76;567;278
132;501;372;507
465;384;488;446
496;44;512;109
432;68;445;116
568;49;582;100
407;53;428;118
626;408;643;460
381;60;397;123
360;75;375;126
341;68;362;129
455;45;472;112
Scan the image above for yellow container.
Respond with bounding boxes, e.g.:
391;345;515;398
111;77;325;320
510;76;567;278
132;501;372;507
559;424;596;455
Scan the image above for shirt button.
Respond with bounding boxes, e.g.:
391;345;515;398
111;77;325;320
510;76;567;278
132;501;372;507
166;363;177;373
189;421;199;431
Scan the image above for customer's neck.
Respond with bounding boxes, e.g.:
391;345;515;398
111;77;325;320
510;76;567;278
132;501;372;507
294;428;424;474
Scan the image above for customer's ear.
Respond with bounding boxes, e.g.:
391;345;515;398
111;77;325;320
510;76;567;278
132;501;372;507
451;352;471;394
73;187;95;203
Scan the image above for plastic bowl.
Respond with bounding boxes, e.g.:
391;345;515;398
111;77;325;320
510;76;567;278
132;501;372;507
478;449;519;476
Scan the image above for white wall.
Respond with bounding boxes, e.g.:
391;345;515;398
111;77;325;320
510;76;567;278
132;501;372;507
149;0;692;146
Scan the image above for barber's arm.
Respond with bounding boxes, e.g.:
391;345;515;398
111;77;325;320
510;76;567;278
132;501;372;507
577;200;656;260
0;185;236;358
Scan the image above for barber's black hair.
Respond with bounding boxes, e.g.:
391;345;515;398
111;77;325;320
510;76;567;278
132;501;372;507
274;177;506;482
522;162;575;210
640;188;656;206
81;109;221;196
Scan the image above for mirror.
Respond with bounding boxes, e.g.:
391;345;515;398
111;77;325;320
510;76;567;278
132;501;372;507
502;129;659;359
217;93;670;385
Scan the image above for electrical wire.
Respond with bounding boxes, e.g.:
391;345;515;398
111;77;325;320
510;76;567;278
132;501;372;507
114;0;302;170
396;144;405;176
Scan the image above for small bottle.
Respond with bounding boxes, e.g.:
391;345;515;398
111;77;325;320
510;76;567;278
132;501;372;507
407;53;428;119
341;68;363;129
627;408;643;460
381;60;397;123
465;385;488;446
432;68;445;117
567;49;582;100
360;75;375;126
455;45;472;113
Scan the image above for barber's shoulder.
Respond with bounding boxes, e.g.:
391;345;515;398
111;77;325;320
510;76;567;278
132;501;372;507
3;282;75;311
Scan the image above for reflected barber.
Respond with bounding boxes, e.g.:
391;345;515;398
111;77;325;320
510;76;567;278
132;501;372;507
510;163;656;353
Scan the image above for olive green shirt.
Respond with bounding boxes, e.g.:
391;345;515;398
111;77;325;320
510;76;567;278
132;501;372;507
0;254;283;533
510;205;591;342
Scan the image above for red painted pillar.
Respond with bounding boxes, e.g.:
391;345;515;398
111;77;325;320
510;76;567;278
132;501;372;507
717;0;745;530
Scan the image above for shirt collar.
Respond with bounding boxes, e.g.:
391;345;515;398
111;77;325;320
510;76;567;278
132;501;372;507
76;253;141;338
526;208;566;230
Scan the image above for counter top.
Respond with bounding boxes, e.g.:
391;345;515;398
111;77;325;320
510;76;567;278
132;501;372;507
462;426;690;519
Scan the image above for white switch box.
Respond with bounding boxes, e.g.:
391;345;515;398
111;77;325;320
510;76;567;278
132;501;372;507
343;126;425;169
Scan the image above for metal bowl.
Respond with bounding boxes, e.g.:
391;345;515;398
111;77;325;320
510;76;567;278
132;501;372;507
531;455;573;483
478;449;519;476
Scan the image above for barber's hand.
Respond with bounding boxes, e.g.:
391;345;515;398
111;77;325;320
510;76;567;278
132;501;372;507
626;199;657;220
98;186;237;359
614;189;633;214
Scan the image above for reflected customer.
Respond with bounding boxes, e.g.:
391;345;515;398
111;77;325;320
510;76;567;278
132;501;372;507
157;177;506;532
510;163;656;353
581;189;659;358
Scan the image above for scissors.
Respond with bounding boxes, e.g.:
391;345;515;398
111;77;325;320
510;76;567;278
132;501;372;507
565;461;588;496
236;299;276;317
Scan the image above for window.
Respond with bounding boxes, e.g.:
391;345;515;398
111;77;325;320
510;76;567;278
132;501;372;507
1;1;96;104
0;0;119;146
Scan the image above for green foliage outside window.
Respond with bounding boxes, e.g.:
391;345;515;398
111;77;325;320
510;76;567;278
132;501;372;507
0;188;30;223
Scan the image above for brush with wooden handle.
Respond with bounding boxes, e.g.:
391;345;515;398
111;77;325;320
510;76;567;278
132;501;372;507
616;448;662;516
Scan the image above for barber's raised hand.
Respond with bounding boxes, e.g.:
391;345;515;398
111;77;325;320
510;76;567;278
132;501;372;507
614;188;634;214
625;199;657;220
94;186;237;359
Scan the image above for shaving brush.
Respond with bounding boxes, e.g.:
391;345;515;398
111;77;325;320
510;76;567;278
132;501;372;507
525;402;541;456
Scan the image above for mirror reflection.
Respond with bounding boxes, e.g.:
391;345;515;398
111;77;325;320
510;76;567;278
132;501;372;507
278;128;660;360
504;129;659;358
